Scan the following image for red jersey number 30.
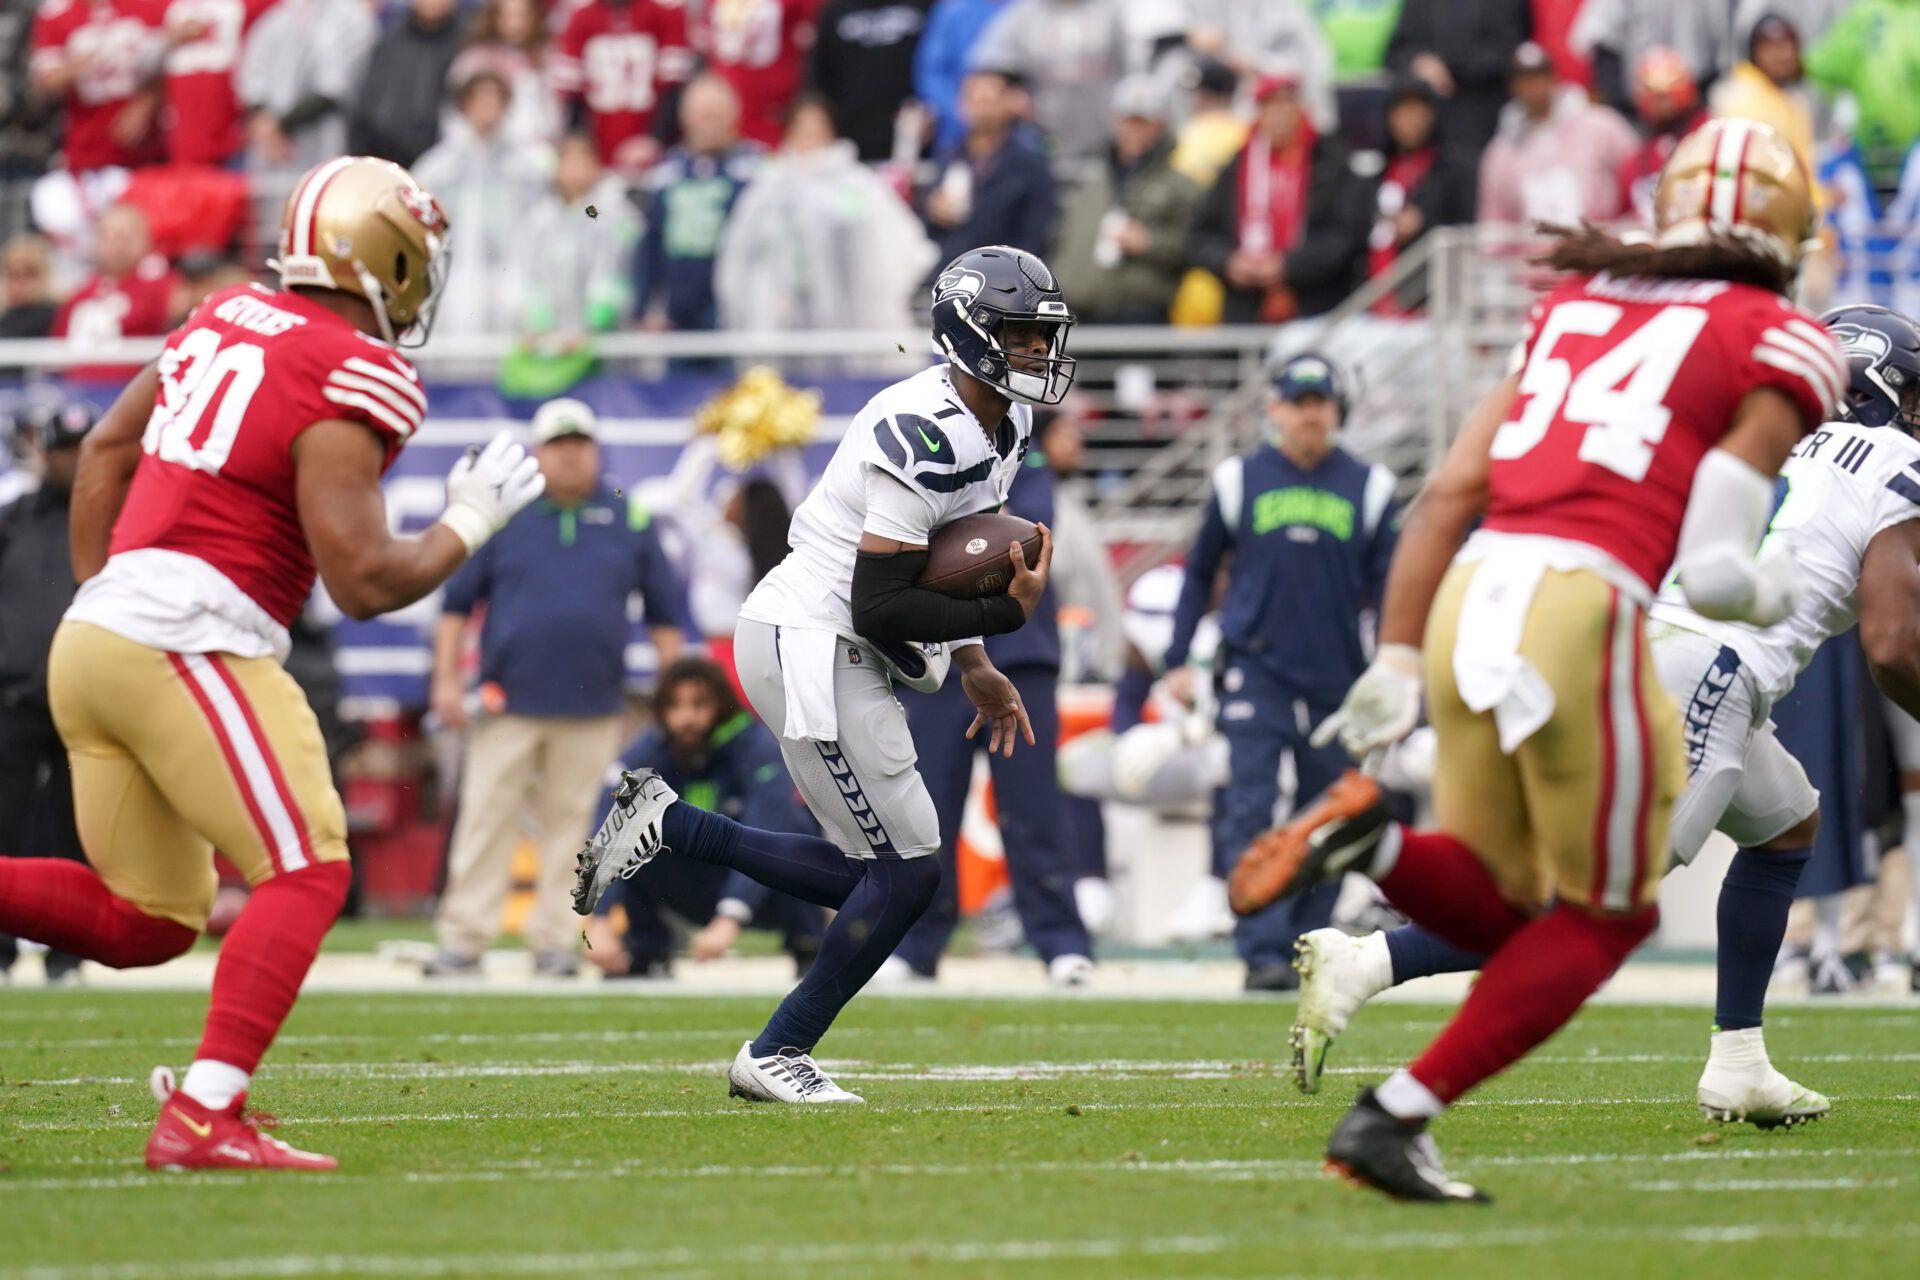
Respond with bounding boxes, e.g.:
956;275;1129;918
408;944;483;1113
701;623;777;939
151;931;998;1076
143;329;266;475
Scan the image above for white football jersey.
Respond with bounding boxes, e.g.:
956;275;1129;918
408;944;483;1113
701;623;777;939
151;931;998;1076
740;365;1034;639
1652;420;1920;702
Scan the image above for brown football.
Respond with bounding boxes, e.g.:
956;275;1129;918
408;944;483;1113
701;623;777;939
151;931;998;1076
919;512;1044;599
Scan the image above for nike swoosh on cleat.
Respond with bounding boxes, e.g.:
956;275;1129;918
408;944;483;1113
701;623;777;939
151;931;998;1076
170;1109;213;1139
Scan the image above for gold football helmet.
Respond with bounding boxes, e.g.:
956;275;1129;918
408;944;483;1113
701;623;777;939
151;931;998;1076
1652;117;1816;266
271;156;450;347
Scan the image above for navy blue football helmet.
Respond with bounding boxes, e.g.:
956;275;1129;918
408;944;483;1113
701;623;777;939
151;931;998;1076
930;245;1077;405
1820;303;1920;433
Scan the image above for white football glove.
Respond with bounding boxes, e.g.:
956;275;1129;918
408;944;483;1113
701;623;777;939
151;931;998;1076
438;430;547;553
1309;643;1424;761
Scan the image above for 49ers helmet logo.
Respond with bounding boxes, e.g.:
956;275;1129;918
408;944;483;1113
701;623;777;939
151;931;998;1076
399;186;447;231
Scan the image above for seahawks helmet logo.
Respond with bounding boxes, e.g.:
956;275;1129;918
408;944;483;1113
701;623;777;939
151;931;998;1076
1833;323;1891;365
935;268;986;306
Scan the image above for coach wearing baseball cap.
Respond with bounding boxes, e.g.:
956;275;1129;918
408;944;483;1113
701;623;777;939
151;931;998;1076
428;397;687;978
1159;354;1403;989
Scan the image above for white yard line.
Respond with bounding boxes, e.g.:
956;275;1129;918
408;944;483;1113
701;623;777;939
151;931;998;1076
18;1046;1920;1090
5;1147;1913;1196
6;1222;1920;1280
9;1023;1142;1051
1629;1177;1884;1192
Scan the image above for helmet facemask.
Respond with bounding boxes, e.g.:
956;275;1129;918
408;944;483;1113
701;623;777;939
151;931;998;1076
359;228;451;350
943;306;1076;406
997;311;1077;406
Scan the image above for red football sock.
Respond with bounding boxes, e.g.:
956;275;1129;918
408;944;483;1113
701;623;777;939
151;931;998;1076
0;858;196;968
195;861;350;1074
1409;902;1657;1104
1376;828;1531;954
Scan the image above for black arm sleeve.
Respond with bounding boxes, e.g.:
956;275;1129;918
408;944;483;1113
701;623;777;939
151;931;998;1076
278;93;339;133
851;550;1027;643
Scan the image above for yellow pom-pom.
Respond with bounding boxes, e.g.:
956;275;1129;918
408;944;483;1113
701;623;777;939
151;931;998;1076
695;367;822;470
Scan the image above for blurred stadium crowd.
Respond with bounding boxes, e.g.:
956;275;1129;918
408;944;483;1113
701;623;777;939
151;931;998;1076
6;0;1920;359
3;0;1920;991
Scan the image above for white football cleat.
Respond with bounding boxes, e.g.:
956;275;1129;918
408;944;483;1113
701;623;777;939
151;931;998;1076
1165;875;1232;943
870;956;935;988
572;769;679;915
1048;953;1096;987
727;1042;864;1104
1697;1027;1830;1128
1291;928;1393;1094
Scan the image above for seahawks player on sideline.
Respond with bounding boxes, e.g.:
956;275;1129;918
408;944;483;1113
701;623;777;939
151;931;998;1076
573;246;1068;1103
1289;304;1920;1126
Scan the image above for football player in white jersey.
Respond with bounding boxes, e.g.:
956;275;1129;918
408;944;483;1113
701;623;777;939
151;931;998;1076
1287;303;1920;1128
572;246;1070;1102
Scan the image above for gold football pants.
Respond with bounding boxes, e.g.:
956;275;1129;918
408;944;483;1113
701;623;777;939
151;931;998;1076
1425;562;1685;913
48;621;349;931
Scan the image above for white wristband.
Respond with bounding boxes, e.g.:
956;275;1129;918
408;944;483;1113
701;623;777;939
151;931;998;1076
437;503;497;555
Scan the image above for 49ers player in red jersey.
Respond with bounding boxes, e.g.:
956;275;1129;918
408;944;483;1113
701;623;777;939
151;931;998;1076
1228;119;1846;1202
0;157;546;1172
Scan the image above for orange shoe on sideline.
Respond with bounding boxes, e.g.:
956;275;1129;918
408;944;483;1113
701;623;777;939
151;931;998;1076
144;1067;337;1172
1228;770;1390;917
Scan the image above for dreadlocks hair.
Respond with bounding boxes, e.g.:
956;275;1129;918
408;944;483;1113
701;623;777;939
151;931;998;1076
651;656;743;726
1532;223;1795;295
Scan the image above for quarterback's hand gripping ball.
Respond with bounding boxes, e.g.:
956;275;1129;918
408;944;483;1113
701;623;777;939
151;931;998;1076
439;431;548;553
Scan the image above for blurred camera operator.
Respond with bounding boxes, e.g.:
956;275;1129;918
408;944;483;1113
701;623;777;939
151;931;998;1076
0;399;95;982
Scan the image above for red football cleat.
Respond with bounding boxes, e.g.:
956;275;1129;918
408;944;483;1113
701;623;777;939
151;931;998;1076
144;1067;337;1172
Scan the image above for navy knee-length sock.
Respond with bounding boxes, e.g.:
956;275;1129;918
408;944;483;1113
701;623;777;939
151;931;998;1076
752;855;941;1055
663;802;864;909
1715;846;1811;1031
1383;924;1487;984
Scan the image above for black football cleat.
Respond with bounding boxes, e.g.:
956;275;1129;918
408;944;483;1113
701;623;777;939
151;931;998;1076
1324;1088;1490;1204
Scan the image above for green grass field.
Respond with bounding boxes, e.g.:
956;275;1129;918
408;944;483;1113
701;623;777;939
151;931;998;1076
2;989;1914;1280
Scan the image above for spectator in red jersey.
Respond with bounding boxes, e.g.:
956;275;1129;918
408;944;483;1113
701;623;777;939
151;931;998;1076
159;0;277;166
348;0;470;167
0;234;60;340
550;0;697;172
1476;41;1637;228
1617;46;1708;225
1185;68;1370;323
448;0;560;151
29;0;167;175
694;0;820;149
238;0;376;177
51;202;179;381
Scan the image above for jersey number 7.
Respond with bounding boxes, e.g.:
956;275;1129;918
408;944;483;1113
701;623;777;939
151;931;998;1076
1492;302;1710;483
